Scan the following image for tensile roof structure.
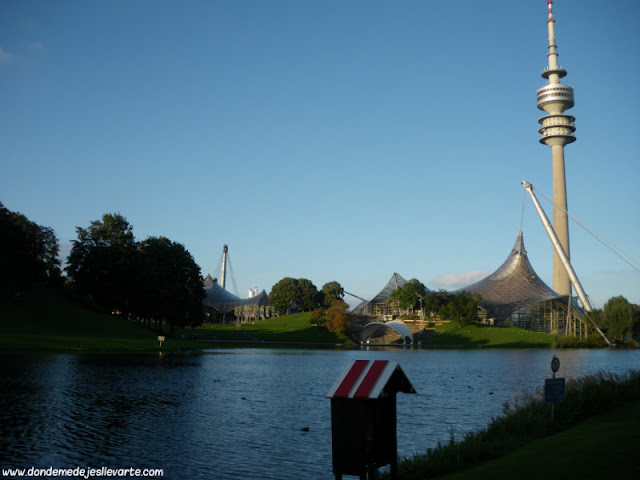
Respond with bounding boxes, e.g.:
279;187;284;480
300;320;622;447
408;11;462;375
352;273;430;316
202;274;268;313
458;231;566;323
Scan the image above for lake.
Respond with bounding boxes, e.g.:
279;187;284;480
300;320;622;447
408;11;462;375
1;348;639;479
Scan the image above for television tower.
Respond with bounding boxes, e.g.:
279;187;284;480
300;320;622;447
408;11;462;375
536;0;575;296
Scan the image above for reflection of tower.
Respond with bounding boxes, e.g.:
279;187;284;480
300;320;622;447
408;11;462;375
536;0;575;296
220;244;228;289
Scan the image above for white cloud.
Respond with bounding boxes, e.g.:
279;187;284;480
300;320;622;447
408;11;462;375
0;47;14;65
430;270;491;290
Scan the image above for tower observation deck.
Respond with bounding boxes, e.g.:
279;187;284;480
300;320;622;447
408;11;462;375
536;0;575;296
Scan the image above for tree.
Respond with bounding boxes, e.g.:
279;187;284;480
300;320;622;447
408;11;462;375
67;214;207;329
439;291;482;328
137;236;205;332
321;281;344;308
310;309;326;327
423;290;448;317
66;213;137;314
325;299;350;334
602;296;635;342
390;280;427;311
269;277;323;314
298;278;322;311
0;202;61;297
269;277;302;315
588;308;605;333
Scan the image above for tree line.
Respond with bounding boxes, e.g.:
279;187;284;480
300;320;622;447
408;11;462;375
1;204;204;333
268;278;345;315
66;213;205;332
3;202;638;341
2;203;348;334
390;280;483;328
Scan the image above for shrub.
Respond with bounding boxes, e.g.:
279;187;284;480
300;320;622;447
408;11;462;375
325;300;350;334
310;309;326;326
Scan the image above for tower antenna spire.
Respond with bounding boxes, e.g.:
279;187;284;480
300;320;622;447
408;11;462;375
545;0;561;77
536;0;576;296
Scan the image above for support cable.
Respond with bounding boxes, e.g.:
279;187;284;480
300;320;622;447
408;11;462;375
532;186;640;273
344;291;368;303
213;255;223;282
565;295;571;336
520;187;526;232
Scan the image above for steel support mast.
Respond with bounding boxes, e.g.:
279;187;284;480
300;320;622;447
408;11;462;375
220;244;228;289
522;181;612;346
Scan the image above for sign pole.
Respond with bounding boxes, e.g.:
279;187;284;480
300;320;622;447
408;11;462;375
551;369;555;421
547;355;562;421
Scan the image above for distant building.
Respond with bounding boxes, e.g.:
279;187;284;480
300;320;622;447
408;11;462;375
202;274;270;322
352;273;429;317
459;232;587;337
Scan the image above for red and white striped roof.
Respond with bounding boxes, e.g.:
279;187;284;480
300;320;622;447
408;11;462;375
327;360;416;399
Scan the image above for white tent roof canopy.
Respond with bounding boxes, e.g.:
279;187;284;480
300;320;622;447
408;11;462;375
360;320;414;344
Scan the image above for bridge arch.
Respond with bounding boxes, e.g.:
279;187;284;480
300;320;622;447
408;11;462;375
360;320;413;344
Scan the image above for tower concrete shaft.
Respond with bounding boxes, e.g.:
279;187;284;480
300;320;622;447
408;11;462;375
536;0;575;296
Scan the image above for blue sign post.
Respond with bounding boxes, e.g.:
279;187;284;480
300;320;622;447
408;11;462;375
544;377;565;403
545;355;565;420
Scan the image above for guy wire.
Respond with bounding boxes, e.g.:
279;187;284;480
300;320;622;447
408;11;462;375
532;186;640;272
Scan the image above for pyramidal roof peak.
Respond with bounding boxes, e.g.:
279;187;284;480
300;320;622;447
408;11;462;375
460;231;561;322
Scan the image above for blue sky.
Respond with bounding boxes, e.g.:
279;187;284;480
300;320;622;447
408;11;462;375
1;0;639;309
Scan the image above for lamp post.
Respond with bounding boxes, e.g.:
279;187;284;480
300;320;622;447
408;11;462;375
415;294;424;331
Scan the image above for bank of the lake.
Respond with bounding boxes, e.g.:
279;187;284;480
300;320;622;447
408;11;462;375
392;369;640;479
437;400;640;479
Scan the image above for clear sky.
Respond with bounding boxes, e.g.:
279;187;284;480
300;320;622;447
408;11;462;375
2;0;639;310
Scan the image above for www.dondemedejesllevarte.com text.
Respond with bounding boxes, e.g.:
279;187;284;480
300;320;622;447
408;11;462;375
1;466;163;479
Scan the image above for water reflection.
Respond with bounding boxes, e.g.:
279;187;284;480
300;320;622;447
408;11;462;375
0;349;638;479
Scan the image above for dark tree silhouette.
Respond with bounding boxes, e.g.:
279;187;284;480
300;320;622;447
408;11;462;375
0;202;61;297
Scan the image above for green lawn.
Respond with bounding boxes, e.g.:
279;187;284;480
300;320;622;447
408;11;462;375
424;324;555;348
192;312;353;345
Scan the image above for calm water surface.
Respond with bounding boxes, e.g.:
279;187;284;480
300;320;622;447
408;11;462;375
1;348;639;479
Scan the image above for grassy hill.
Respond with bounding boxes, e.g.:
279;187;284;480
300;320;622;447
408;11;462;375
423;324;556;349
0;289;200;353
191;312;353;346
